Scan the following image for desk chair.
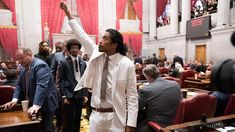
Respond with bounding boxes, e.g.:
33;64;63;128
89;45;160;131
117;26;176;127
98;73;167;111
224;94;235;115
179;70;197;88
148;93;217;131
0;85;15;105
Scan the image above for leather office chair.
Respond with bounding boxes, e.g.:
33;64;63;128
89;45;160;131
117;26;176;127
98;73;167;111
179;70;197;88
224;94;235;115
148;93;217;131
0;85;15;105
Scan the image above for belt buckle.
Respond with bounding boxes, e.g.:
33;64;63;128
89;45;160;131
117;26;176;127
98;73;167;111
94;107;98;112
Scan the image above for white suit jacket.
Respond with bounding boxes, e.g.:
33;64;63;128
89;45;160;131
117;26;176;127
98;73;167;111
69;19;138;127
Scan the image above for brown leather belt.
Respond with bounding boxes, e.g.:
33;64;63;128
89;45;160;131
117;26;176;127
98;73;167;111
91;107;114;113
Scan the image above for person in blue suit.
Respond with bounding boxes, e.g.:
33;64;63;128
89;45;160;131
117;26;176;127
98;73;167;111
3;48;58;132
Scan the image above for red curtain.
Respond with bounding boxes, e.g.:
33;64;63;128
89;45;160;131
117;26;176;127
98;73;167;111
129;34;142;56
132;0;142;32
41;0;67;44
0;27;18;59
76;0;98;43
191;0;196;11
116;0;128;30
122;33;142;56
2;0;16;25
122;34;130;45
157;0;167;17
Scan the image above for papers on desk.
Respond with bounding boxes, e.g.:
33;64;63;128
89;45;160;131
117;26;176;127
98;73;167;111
216;126;235;132
137;82;149;89
187;92;198;96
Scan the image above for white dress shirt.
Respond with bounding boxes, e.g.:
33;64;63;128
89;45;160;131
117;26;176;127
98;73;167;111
100;53;119;108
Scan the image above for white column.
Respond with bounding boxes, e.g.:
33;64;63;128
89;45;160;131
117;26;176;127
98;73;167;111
15;0;42;54
170;0;179;35
181;0;191;33
149;0;156;40
217;0;230;27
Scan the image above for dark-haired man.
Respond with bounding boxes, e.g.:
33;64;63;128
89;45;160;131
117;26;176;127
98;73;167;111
59;38;87;132
61;2;138;132
34;41;50;62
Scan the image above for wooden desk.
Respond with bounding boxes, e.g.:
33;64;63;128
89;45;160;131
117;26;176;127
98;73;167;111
0;111;41;132
161;114;235;132
182;88;211;99
184;78;211;90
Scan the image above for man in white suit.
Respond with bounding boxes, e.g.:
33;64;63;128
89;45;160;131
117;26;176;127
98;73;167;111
60;2;138;132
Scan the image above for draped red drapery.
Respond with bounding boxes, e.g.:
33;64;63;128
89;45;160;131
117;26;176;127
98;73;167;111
132;0;142;32
191;0;196;11
157;0;196;17
41;0;66;45
129;33;142;56
116;0;128;30
76;0;98;43
0;27;18;59
157;0;168;17
122;33;142;56
2;0;16;25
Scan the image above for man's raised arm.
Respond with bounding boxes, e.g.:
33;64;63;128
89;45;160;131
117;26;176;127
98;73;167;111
60;1;96;55
60;1;73;20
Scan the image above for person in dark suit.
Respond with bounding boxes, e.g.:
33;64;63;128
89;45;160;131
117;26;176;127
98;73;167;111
50;41;68;131
137;64;182;132
46;41;64;67
59;38;87;132
151;53;158;66
3;48;58;132
172;55;184;68
134;55;143;64
34;41;50;63
196;60;207;73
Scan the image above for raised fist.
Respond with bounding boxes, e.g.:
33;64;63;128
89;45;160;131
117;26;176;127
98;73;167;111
60;1;67;11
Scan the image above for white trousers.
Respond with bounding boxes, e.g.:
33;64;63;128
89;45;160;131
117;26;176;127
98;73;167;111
89;110;125;132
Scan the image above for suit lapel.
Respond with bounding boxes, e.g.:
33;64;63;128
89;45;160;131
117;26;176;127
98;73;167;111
78;58;84;76
111;53;121;98
27;58;36;99
67;56;76;79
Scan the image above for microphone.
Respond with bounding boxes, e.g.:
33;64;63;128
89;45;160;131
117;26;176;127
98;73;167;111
231;31;235;47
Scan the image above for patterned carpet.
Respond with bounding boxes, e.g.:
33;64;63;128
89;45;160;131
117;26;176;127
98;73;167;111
80;108;89;132
55;108;89;132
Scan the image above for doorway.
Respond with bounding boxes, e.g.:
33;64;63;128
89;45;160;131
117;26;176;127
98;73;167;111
159;48;165;60
195;45;206;64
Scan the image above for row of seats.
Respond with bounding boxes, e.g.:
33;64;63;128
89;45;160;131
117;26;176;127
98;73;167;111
148;93;235;131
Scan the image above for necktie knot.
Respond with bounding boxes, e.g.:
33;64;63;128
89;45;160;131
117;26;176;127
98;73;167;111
106;56;110;61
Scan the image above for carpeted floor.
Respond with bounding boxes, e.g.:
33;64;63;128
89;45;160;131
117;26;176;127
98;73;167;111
80;108;89;132
55;108;89;132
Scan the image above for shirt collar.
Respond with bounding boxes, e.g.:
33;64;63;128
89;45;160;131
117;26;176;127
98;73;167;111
105;53;118;61
70;55;78;61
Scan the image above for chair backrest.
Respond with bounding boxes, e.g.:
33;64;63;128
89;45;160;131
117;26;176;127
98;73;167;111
0;85;15;105
159;67;169;75
224;94;235;115
179;70;197;88
174;93;217;124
